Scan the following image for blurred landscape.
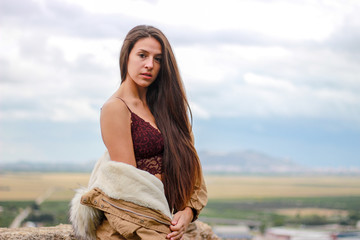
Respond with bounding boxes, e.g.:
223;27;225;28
2;1;360;238
2;150;360;175
1;152;360;239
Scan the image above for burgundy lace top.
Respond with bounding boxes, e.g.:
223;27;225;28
117;98;164;175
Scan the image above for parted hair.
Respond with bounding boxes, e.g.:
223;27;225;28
119;25;202;212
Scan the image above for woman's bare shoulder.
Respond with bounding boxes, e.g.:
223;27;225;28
101;97;130;119
100;97;136;165
100;97;131;146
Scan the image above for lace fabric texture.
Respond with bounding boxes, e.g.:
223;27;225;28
136;156;163;175
130;112;164;175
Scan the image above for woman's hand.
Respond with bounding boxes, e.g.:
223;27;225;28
166;207;193;240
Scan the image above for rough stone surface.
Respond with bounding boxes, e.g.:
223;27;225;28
0;224;75;240
184;221;221;240
0;221;220;240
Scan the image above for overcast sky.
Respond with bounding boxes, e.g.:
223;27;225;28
1;0;360;167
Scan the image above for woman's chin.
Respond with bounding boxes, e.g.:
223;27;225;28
136;79;155;88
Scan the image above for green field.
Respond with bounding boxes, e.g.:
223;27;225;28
1;173;360;228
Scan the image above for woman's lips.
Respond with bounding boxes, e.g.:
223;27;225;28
141;73;152;79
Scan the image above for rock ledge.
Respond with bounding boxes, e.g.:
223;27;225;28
0;221;220;240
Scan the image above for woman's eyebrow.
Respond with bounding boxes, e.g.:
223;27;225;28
138;49;149;53
138;48;162;55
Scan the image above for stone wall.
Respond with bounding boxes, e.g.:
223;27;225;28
0;221;220;240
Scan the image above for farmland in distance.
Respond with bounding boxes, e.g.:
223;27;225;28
2;173;360;201
1;172;360;228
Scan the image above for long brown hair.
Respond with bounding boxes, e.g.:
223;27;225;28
119;25;202;212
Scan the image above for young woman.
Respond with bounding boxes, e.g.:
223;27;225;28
70;25;207;240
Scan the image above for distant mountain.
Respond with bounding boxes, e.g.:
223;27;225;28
0;160;95;173
199;150;360;175
199;150;307;174
1;150;359;175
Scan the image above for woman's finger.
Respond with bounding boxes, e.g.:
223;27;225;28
169;231;184;240
167;225;186;239
167;231;179;239
171;212;181;225
170;223;184;231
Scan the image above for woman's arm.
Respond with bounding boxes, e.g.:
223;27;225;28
185;173;208;221
167;207;193;240
167;172;208;240
186;132;208;221
100;99;136;166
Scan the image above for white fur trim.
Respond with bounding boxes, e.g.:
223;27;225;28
92;152;172;218
70;150;171;239
69;187;103;240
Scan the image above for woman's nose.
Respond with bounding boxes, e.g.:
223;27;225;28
145;57;154;69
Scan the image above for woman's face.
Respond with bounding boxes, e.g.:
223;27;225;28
126;37;162;88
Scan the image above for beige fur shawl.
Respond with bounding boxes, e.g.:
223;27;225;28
69;150;171;240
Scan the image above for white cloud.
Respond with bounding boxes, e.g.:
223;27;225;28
1;0;360;165
175;45;235;84
0;29;119;122
58;0;350;42
61;0;156;15
243;73;296;92
49;98;99;122
189;102;211;119
1;0;360;124
191;72;360;122
47;36;121;64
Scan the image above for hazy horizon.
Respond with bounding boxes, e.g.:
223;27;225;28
1;0;359;168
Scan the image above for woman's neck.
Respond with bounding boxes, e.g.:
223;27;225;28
118;79;148;104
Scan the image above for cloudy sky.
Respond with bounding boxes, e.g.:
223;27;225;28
1;0;359;167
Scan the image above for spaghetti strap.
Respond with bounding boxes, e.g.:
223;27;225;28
115;97;132;113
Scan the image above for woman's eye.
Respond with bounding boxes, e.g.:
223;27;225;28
138;53;146;58
155;57;162;63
